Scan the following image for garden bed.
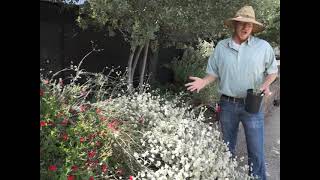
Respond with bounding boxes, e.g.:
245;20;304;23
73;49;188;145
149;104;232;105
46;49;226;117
40;67;254;180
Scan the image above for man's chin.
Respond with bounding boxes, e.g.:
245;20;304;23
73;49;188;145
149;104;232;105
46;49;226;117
240;35;249;41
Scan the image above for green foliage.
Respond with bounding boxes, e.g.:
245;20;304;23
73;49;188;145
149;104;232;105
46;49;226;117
259;7;280;46
165;39;220;105
77;0;279;49
248;0;280;46
77;0;160;47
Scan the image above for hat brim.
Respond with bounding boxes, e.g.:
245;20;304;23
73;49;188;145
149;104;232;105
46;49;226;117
224;17;265;33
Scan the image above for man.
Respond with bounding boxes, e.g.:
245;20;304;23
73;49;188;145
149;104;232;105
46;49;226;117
185;6;278;180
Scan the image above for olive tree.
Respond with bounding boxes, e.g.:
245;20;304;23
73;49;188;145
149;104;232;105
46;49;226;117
77;0;279;92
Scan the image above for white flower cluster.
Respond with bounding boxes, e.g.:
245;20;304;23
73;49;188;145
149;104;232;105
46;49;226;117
197;39;214;58
96;92;252;180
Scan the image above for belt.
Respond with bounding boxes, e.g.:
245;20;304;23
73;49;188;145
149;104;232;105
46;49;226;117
221;94;245;104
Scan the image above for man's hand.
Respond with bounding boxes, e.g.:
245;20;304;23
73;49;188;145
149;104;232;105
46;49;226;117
260;73;277;96
185;76;207;93
260;84;272;96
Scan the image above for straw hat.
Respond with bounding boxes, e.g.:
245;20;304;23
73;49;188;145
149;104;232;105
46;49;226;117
224;6;265;33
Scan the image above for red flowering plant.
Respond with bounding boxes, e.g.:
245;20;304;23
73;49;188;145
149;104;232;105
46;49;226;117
40;57;142;179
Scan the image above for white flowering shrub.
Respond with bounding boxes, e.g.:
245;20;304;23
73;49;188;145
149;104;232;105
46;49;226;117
197;38;215;58
94;92;253;180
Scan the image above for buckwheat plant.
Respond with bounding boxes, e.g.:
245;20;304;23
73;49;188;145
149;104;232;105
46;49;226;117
95;91;254;180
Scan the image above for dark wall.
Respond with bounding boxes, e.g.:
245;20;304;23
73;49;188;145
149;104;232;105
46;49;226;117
40;1;131;75
40;21;63;73
155;47;183;84
64;27;130;73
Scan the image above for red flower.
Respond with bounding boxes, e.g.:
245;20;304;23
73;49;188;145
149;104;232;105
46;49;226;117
101;163;108;173
67;175;75;180
129;176;134;180
71;165;78;171
80;137;85;143
88;133;96;141
108;123;114;131
40;121;47;127
79;104;92;112
89;176;94;180
80;105;86;112
99;115;107;121
96;108;102;114
96;141;102;147
40;89;44;96
108;120;119;131
88;150;96;159
62;133;69;141
60;118;68;126
43;79;49;84
48;165;57;171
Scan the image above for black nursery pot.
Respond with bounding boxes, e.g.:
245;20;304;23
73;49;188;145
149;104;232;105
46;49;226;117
245;89;264;113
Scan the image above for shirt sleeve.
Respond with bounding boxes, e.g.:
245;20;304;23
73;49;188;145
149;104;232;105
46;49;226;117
265;43;279;75
206;45;219;78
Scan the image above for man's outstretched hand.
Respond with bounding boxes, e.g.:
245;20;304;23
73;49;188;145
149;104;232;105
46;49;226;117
185;76;206;93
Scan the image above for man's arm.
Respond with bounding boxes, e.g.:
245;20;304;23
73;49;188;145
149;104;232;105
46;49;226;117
260;43;279;96
185;74;217;93
260;73;278;95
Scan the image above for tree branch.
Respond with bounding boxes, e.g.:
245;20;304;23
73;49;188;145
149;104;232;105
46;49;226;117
131;45;144;83
139;40;150;93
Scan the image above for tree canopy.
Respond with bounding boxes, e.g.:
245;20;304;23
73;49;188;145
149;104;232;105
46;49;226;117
76;0;279;47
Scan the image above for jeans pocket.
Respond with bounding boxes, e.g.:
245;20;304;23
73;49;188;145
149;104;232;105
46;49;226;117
219;99;233;112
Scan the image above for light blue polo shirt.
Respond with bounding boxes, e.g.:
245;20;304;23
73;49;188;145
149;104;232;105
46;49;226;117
206;36;278;98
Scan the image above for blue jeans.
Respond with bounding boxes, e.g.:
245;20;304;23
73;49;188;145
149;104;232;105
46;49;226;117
219;99;266;180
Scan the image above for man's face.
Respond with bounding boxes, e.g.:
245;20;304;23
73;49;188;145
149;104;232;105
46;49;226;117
234;21;253;41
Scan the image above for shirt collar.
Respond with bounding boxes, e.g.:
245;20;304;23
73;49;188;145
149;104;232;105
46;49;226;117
228;35;253;48
247;35;253;46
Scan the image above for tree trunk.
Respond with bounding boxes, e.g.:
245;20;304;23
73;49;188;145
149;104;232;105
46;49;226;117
139;40;150;93
127;46;136;92
131;45;144;84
